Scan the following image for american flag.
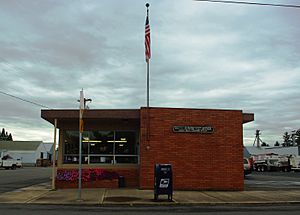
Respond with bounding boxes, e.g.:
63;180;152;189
145;12;151;63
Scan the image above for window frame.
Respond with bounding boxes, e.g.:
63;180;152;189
63;130;139;165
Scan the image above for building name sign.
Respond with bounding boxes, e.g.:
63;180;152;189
172;126;214;134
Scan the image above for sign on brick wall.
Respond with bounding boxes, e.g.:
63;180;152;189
172;126;214;134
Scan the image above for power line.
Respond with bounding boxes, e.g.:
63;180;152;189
0;90;51;109
0;58;51;109
195;0;300;8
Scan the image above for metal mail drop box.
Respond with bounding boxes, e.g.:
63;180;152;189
154;164;173;201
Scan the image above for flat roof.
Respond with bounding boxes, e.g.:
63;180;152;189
41;108;254;125
41;109;140;125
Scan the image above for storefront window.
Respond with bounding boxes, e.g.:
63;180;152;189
115;131;136;155
64;131;89;164
63;130;139;164
87;131;114;155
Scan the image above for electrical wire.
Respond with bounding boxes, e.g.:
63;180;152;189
0;90;51;109
0;58;52;109
195;0;300;8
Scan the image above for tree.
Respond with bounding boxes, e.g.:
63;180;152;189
261;142;268;147
7;133;13;141
274;141;280;147
296;129;300;146
0;128;5;138
282;132;290;147
0;128;13;141
296;134;300;146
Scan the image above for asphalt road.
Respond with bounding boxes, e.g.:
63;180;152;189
0;167;51;193
244;171;300;190
0;205;300;215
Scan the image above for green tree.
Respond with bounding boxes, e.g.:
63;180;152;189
0;128;13;141
282;132;290;147
0;128;5;138
296;129;300;146
7;133;13;141
261;142;268;147
274;141;280;147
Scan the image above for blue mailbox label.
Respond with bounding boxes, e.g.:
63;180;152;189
159;178;170;188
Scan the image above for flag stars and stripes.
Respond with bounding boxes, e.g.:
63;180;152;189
145;12;151;63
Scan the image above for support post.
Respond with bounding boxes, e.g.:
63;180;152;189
51;118;57;190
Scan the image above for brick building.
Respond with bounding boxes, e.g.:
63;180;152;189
41;107;253;190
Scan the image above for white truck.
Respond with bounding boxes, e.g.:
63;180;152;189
0;151;18;170
252;153;291;172
290;155;300;171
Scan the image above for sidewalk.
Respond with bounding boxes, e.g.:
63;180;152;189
0;182;300;205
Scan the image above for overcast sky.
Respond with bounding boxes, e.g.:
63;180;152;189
0;0;299;146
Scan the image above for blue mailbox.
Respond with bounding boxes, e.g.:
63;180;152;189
154;164;173;201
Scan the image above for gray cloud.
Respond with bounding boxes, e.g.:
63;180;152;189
0;0;299;144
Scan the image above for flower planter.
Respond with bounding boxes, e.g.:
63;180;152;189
55;168;119;189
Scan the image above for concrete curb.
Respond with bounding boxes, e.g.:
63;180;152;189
1;201;300;207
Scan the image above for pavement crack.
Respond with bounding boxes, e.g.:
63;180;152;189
100;188;106;205
202;192;225;202
25;190;51;204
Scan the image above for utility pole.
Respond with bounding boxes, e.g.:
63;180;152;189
77;89;92;201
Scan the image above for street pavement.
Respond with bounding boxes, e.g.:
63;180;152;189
1;204;300;215
0;181;299;205
0;167;51;193
0;170;299;206
245;171;300;190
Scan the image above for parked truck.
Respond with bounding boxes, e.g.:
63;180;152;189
252;153;291;172
290;155;300;171
0;150;18;170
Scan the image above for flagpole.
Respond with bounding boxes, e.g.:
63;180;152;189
145;3;150;141
146;3;150;108
147;59;150;141
147;61;149;108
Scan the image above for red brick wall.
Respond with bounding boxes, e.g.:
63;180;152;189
115;168;139;187
139;107;244;191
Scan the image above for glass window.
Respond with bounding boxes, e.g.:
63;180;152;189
115;156;138;164
64;131;88;164
89;155;113;164
63;130;138;164
64;131;79;154
115;131;136;155
85;131;114;155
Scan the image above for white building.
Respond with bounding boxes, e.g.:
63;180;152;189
0;141;52;166
245;146;300;157
43;142;54;161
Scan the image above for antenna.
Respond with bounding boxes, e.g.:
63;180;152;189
253;129;264;148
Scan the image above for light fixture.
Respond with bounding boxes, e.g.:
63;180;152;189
108;140;127;143
82;140;102;143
